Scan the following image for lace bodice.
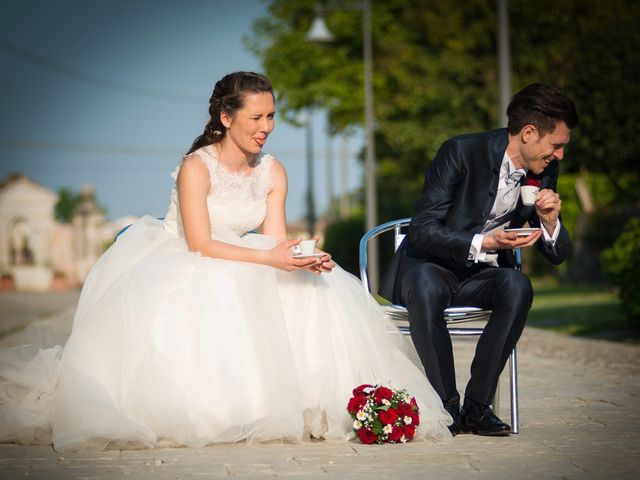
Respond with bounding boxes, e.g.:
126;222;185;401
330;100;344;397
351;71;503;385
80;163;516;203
163;145;274;238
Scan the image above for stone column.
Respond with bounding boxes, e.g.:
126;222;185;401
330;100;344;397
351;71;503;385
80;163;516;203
73;185;105;283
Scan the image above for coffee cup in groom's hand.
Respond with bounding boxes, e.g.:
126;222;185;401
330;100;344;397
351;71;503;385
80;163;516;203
520;185;539;206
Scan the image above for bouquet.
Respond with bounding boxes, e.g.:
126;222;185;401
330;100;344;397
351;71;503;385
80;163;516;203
347;384;420;444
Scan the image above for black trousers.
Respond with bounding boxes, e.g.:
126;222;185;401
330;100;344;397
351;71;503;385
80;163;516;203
400;262;533;407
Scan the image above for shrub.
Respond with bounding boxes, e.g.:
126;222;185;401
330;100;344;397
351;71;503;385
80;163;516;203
601;218;640;330
323;213;396;279
323;215;365;276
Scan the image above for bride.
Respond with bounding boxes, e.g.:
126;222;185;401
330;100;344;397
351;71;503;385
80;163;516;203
0;71;451;450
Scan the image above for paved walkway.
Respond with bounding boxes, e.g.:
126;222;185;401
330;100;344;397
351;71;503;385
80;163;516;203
0;292;639;479
0;290;80;338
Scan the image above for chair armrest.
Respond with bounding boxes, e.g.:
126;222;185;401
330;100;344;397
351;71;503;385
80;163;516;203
359;218;411;292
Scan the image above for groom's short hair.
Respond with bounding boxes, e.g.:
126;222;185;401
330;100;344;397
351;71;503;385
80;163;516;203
507;83;579;136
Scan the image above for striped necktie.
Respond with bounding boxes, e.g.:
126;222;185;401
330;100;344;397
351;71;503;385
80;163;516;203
482;170;525;234
494;170;525;220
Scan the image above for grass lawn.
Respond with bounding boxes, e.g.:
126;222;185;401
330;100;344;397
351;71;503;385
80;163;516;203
376;278;635;342
528;280;634;341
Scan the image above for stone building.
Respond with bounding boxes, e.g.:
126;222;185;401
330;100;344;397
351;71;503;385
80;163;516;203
0;173;117;292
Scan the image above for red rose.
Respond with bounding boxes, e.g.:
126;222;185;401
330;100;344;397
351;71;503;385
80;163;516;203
410;397;418;407
373;386;393;404
378;408;398;425
412;412;420;426
353;384;374;397
388;426;404;442
397;403;413;416
347;395;367;414
357;428;378;445
403;425;416;440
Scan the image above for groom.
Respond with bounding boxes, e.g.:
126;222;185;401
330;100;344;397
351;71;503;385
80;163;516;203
379;84;579;435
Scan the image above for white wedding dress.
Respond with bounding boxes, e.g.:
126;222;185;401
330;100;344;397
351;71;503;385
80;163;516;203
0;145;451;450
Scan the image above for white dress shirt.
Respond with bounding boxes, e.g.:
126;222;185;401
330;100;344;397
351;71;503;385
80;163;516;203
468;152;561;266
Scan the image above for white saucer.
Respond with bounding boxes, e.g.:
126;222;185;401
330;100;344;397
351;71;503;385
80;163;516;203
293;253;325;259
504;227;542;236
445;307;483;313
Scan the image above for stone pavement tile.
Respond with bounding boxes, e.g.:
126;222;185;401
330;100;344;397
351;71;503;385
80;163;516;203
0;308;75;348
1;432;638;480
2;301;640;479
0;291;80;338
144;442;394;479
0;445;59;473
0;445;122;480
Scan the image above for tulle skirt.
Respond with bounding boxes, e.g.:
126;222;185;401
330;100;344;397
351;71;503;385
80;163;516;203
0;216;451;450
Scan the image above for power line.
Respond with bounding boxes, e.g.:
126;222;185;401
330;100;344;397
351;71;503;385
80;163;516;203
0;39;202;105
0;139;309;158
1;139;182;157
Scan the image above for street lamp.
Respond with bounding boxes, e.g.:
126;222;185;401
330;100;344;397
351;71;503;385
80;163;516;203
306;0;379;290
305;13;335;42
497;0;511;127
305;110;317;235
326;127;336;220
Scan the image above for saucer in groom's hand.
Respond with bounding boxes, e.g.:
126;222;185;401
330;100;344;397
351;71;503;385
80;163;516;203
504;227;542;237
293;253;326;259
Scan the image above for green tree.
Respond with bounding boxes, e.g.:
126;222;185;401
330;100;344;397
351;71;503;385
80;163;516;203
510;0;640;203
248;0;500;220
55;188;83;223
247;0;640;218
55;187;107;223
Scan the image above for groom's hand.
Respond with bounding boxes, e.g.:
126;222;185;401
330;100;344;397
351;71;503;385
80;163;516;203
482;230;542;251
535;189;561;235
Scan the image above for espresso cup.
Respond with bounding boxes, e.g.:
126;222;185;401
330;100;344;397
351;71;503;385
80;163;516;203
292;239;317;255
520;185;539;206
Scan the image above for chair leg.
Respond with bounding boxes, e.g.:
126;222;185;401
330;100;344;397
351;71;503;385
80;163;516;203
509;347;519;434
494;376;501;417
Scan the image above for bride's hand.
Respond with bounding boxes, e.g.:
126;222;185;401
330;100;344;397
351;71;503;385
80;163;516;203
302;236;336;274
305;252;335;274
269;238;320;272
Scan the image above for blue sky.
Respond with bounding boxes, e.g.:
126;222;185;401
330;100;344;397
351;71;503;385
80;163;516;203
0;0;362;222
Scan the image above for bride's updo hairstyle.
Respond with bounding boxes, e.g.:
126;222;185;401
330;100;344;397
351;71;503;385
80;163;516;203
186;71;274;154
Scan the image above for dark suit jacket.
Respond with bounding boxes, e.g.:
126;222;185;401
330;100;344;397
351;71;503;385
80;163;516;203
379;128;571;304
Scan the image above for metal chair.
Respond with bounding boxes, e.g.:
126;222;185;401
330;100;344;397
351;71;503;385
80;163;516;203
359;218;520;433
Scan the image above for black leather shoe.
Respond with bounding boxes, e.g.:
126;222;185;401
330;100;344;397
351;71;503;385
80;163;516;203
444;395;461;436
460;398;511;436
